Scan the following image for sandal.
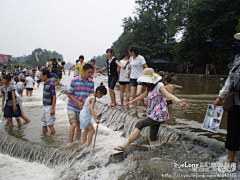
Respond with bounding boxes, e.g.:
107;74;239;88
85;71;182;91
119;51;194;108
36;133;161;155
114;146;125;151
130;111;137;115
110;102;117;107
142;107;147;112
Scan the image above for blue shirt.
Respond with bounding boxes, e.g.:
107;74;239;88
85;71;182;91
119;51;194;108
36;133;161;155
67;75;94;113
50;73;58;78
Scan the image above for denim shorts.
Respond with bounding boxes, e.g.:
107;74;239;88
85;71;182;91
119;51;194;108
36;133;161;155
108;76;118;90
129;78;142;87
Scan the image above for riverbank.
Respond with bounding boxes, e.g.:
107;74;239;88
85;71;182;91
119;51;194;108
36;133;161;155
173;73;228;80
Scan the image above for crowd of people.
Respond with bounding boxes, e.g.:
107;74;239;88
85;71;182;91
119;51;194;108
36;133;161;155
1;33;239;166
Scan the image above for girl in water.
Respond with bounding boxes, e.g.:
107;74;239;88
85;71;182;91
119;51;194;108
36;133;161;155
1;74;22;128
114;68;190;151
80;83;107;147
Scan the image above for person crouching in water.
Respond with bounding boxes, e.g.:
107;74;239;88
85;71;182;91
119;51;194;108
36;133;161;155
164;76;182;108
80;83;107;147
40;68;56;134
114;68;190;151
1;74;22;129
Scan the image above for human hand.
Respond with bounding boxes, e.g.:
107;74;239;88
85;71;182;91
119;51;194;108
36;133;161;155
178;99;190;109
213;98;221;109
95;119;100;124
126;101;133;107
50;109;55;115
13;105;17;112
77;101;83;109
123;66;126;69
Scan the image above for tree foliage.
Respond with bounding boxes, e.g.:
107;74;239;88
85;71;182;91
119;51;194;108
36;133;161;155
110;0;240;72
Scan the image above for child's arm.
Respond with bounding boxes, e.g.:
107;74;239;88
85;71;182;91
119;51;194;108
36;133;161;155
173;84;182;90
12;90;17;112
51;95;56;115
94;68;97;78
89;98;100;124
117;66;120;74
2;93;5;112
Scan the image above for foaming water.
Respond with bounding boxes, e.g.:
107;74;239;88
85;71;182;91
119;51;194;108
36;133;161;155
0;154;56;180
0;72;238;179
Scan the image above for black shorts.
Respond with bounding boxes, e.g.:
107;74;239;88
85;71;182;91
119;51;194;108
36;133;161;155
135;117;162;141
108;76;118;90
26;88;33;91
225;106;240;151
4;104;22;117
119;81;129;85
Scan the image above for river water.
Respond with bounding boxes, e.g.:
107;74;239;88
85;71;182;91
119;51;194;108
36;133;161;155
0;72;239;179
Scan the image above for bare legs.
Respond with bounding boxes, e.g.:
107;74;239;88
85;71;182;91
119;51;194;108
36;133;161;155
83;124;95;147
109;88;116;106
120;84;130;106
227;150;236;163
43;125;55;134
69;122;81;143
116;128;141;150
130;85;146;113
20;111;31;123
7;117;21;129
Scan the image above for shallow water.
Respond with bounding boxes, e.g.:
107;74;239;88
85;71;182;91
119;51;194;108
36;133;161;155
0;72;239;179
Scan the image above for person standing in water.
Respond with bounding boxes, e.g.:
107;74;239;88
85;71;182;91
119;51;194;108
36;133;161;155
164;76;182;108
97;49;123;107
117;54;130;107
69;60;80;77
77;55;87;76
213;32;240;164
124;46;148;115
67;64;94;143
1;74;22;129
114;68;190;151
80;83;107;147
40;68;56;134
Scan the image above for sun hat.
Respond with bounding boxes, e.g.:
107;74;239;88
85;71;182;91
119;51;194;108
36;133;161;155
137;68;162;84
234;33;240;40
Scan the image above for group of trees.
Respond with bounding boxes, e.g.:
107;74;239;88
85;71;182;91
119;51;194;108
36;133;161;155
12;48;64;68
107;0;240;73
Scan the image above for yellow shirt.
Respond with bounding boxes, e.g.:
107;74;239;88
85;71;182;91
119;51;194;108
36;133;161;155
77;61;87;75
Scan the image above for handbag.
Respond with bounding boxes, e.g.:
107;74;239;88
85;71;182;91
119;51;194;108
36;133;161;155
124;60;131;78
223;80;240;112
223;91;235;112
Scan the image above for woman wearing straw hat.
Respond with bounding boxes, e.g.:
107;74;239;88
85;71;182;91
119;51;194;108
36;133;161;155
213;32;240;164
114;68;190;151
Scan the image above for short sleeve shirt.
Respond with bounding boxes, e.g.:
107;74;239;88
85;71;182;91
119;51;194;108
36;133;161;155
119;60;130;82
26;76;34;88
43;80;56;106
1;84;19;106
129;55;146;79
67;75;94;113
77;62;87;75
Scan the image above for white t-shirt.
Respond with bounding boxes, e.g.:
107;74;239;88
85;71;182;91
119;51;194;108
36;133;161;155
17;81;24;90
35;71;40;81
119;60;130;82
73;65;78;76
129;55;146;79
148;82;164;97
26;76;34;88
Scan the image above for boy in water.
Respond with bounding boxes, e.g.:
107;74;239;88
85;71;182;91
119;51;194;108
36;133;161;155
40;68;56;134
164;77;182;108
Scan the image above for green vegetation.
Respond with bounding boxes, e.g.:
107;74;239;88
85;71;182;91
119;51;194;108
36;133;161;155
12;48;64;68
93;0;240;73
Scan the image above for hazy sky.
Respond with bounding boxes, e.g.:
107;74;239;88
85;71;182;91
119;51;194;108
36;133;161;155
0;0;136;64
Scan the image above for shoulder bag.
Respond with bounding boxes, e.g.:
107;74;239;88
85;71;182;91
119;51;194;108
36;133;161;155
124;60;131;78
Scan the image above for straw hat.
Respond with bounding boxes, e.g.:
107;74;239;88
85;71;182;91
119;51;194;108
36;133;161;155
137;68;162;84
234;33;240;40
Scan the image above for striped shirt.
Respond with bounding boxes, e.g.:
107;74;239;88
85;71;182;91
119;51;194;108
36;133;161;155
43;80;56;106
67;75;94;113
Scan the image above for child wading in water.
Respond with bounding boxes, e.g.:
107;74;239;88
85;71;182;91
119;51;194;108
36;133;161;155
80;83;107;147
1;74;22;129
114;68;190;151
